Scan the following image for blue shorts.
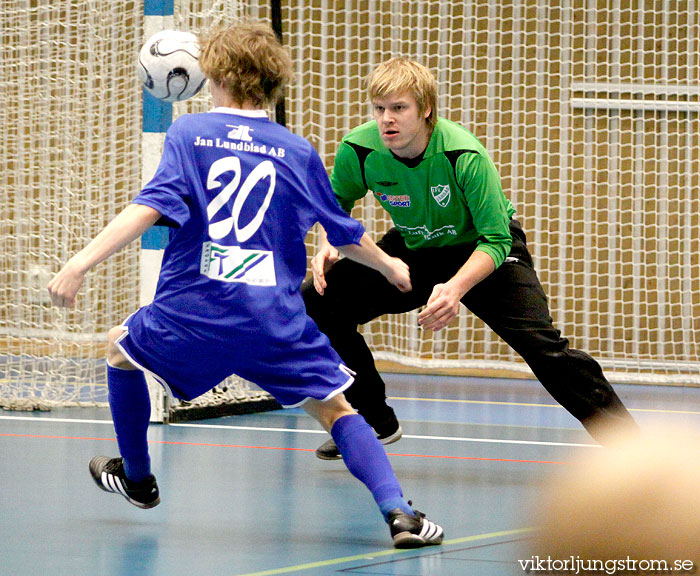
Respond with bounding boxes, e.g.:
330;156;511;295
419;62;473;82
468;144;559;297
114;306;354;408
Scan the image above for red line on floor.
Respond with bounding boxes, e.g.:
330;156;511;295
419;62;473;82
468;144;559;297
1;432;569;464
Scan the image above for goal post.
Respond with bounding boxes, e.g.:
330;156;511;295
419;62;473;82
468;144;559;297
1;1;698;417
139;0;282;422
140;0;173;423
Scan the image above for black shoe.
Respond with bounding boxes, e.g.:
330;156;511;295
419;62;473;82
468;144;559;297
89;456;160;509
315;424;403;460
388;506;444;549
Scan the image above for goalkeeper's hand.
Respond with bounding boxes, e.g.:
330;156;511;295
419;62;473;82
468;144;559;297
311;239;340;295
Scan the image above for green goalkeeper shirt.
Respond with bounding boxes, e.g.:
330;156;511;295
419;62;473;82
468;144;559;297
330;117;516;268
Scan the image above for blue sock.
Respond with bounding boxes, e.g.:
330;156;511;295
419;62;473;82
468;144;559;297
331;414;413;520
107;364;152;483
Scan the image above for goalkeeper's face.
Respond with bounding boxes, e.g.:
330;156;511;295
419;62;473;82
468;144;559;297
372;91;432;159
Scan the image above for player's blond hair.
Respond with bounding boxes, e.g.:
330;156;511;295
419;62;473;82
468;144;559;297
366;57;438;128
199;21;293;108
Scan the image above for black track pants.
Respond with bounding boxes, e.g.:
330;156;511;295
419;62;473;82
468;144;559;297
302;220;637;443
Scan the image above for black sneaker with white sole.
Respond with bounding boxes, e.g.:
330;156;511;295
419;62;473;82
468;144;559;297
387;506;444;549
89;456;160;509
315;424;403;460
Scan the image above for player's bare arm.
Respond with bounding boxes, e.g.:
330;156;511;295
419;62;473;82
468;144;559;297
48;204;161;308
336;232;412;293
417;250;495;331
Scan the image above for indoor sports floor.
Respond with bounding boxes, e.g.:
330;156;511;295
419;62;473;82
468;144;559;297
1;373;699;576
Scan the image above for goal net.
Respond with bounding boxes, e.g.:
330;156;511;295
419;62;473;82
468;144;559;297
288;0;700;387
0;1;277;418
1;1;698;418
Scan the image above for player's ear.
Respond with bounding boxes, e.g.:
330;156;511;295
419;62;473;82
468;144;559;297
423;106;432;121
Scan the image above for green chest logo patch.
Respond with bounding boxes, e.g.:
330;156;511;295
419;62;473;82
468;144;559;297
430;184;451;207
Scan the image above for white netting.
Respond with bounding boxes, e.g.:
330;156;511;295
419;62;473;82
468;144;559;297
284;1;700;385
2;2;698;415
0;1;267;413
1;3;143;409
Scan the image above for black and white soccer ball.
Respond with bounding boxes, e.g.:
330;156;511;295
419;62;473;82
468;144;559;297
137;30;207;102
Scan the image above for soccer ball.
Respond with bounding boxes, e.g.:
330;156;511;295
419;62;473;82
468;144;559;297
137;30;207;102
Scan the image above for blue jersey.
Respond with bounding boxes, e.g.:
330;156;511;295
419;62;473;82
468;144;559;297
116;108;363;406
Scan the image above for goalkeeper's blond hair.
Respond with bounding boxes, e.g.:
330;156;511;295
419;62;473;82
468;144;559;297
199;21;293;108
367;58;438;129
